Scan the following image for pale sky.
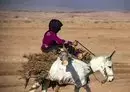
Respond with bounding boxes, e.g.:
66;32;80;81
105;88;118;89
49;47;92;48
0;0;129;11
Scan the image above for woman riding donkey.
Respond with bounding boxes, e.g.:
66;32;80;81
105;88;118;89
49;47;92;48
41;19;91;65
28;19;92;91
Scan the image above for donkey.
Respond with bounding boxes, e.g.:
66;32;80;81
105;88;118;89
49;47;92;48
29;50;115;92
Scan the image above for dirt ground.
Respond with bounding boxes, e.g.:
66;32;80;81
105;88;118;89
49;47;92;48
0;10;130;92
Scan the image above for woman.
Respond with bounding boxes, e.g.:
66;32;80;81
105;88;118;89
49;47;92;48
41;19;72;53
41;19;91;61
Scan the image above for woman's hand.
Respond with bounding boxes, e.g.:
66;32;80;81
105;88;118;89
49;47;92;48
72;40;78;46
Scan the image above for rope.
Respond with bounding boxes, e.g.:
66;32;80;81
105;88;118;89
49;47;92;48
89;66;106;84
75;40;107;84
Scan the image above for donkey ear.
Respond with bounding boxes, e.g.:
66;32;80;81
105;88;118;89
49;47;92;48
107;50;116;60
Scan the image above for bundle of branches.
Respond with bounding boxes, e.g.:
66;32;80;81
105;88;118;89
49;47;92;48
19;52;58;79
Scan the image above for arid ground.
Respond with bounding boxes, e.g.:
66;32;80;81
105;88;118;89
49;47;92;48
0;10;130;92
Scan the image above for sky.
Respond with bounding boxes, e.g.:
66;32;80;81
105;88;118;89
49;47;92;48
0;0;129;11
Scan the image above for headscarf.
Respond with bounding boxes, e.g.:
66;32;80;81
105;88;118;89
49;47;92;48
49;19;63;33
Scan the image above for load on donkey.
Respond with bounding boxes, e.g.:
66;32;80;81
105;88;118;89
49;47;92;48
19;19;92;90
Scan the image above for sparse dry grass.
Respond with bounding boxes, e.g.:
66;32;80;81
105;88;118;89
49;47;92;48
19;52;57;78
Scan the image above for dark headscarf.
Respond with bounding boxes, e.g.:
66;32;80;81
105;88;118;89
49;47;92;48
49;19;63;33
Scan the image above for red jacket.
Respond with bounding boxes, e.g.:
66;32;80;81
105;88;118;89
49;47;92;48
41;30;65;49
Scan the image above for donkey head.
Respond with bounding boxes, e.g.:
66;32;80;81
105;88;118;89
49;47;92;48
99;51;115;83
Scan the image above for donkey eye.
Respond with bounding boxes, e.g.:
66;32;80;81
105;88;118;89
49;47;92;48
108;66;112;68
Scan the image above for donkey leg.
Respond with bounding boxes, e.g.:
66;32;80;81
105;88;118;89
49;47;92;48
74;86;80;92
29;82;40;92
54;85;60;92
41;79;50;92
83;84;91;92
